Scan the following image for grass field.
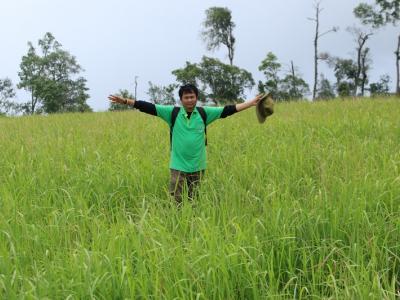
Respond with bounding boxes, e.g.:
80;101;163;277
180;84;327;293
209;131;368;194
0;98;399;299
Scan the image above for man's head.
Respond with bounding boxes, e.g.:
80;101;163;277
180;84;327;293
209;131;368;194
179;84;198;112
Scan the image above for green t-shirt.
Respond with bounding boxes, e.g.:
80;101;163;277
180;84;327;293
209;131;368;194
155;105;224;172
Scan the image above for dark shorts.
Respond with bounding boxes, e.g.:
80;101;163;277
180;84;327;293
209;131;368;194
169;169;205;203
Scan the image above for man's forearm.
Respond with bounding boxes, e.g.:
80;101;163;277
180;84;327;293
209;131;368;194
126;98;135;106
235;101;253;112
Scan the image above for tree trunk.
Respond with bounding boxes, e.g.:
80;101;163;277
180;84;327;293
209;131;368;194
312;5;320;101
354;32;371;97
396;35;400;95
360;48;369;96
228;25;234;66
228;46;233;66
31;93;36;114
134;76;138;100
355;41;362;96
291;60;297;99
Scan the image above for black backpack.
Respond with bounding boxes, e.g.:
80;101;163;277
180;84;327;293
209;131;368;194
170;106;207;148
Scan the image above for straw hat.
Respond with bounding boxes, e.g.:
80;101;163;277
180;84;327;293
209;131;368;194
256;93;274;123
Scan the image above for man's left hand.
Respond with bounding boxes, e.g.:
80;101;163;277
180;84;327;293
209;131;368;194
248;94;263;106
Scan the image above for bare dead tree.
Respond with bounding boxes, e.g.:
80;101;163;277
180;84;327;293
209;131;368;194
348;27;373;96
360;47;371;96
134;75;138;100
308;1;338;101
396;36;400;95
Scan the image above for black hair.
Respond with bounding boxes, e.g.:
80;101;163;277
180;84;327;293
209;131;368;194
178;84;199;99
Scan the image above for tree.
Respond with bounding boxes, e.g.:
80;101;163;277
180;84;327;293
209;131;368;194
18;43;43;114
109;89;135;111
308;1;338;100
172;62;203;87
147;82;177;105
172;61;207;101
316;75;336;99
202;7;236;65
369;74;391;96
258;53;309;101
0;78;20;115
134;76;138;102
18;32;92;114
359;47;372;96
172;57;254;104
326;56;358;97
279;61;310;100
258;52;281;97
354;0;400;94
347;26;373;96
198;57;254;103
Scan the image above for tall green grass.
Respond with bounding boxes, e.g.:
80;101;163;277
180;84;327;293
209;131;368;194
0;98;399;299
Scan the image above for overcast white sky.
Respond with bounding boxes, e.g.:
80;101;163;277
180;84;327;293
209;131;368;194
1;0;398;111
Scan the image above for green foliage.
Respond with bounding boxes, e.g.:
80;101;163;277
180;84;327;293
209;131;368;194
316;75;336;100
172;56;254;104
354;3;386;27
199;56;254;103
354;0;400;27
369;74;391;96
280;72;310;100
108;89;135;111
0;78;20;115
258;52;309;101
18;32;92;114
327;56;358;97
0;99;399;298
147;82;177;105
172;62;202;87
202;7;235;65
258;52;281;97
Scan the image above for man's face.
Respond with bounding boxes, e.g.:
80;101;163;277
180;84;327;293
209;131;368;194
181;91;197;111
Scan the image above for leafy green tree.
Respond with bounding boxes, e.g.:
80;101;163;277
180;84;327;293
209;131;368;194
172;57;254;104
109;89;135;111
316;75;336;100
279;61;310;100
258;52;281;97
258;53;309;101
171;61;206;100
18;32;92;114
369;74;391;96
354;0;399;26
17;44;43;114
354;0;400;94
0;78;20;115
337;82;355;97
326;56;358;97
198;57;254;104
147;82;177;105
202;7;236;65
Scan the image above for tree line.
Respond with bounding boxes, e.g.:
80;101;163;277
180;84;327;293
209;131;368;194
1;0;398;116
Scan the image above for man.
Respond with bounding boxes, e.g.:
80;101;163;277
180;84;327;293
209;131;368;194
108;84;262;204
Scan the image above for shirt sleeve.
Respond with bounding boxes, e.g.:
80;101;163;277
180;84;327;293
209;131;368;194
220;105;237;118
133;100;157;115
203;106;235;125
155;104;174;126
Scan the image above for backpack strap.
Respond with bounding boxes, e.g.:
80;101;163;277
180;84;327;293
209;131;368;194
170;106;180;149
196;107;208;146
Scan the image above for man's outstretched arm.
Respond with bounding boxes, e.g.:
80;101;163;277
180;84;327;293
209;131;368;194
235;94;263;112
108;95;156;115
217;94;263;120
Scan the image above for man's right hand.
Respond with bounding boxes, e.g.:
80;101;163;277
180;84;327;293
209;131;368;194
108;95;134;105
